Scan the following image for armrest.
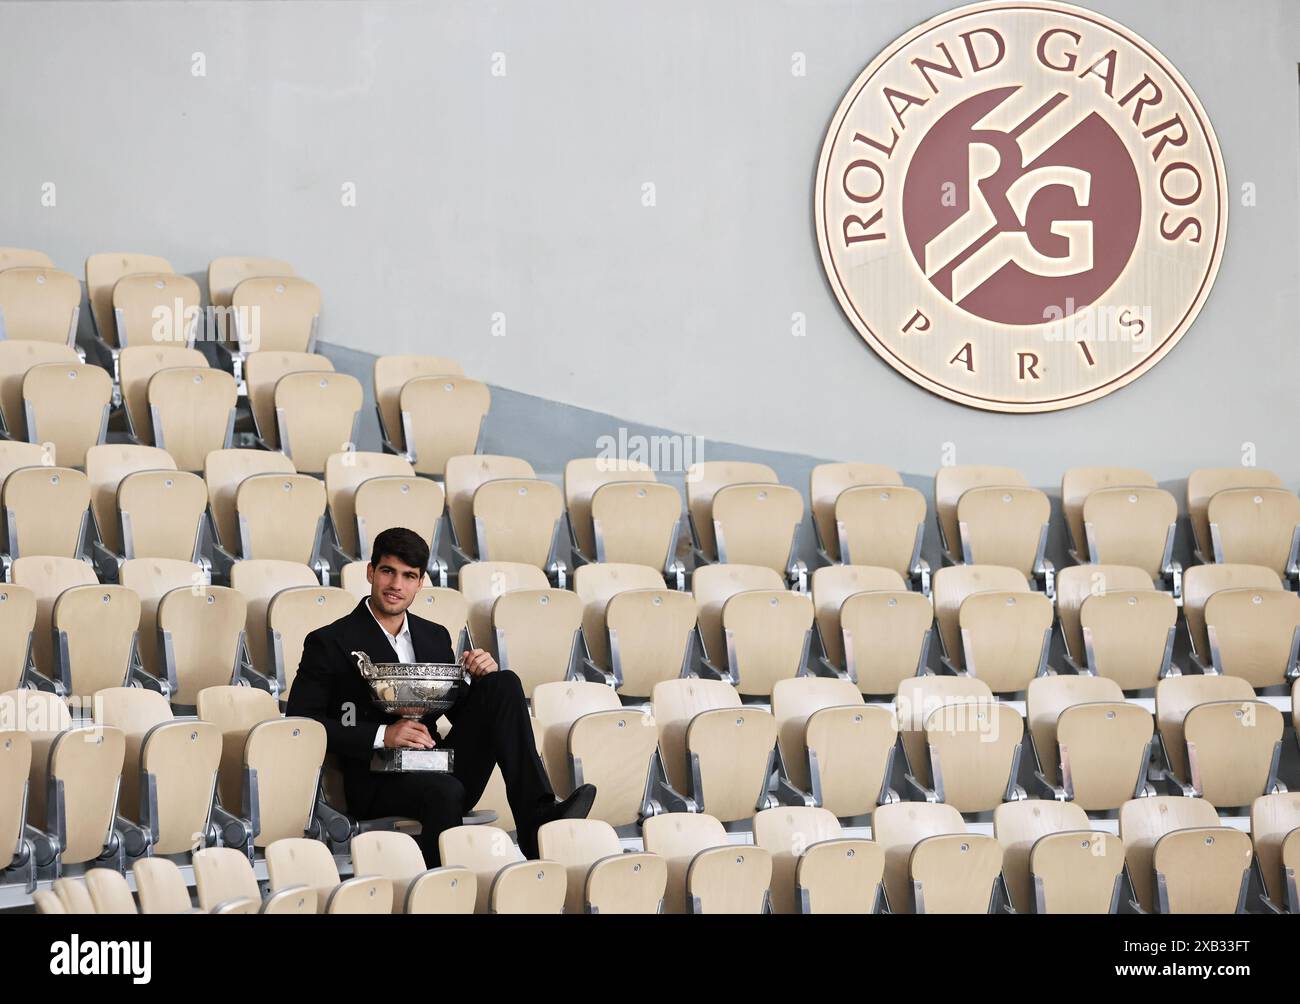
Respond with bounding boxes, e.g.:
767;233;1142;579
211;803;253;857
786;559;808;594
547;558;568;590
578;657;616;687
314;797;357;844
910;557;931;597
904;773;939;802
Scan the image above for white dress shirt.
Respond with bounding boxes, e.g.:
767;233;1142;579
366;598;416;749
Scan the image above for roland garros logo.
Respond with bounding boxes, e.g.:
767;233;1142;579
814;1;1227;412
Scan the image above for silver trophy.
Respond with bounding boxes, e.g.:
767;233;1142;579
353;650;466;772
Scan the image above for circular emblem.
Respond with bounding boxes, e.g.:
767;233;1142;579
815;1;1227;411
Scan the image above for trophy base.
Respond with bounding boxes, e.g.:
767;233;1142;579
371;748;454;773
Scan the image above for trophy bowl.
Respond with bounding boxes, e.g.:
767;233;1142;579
353;651;466;772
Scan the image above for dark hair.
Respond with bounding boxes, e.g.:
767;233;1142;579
369;527;429;572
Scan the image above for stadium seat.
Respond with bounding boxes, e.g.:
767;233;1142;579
1207;488;1300;586
272;371;363;475
0;266;80;346
85;251;173;352
1081;486;1180;590
232;471;327;569
895;674;1024;810
112;272;201;349
438;824;566;914
371;354;464;456
871;801;1003;914
1;464;90;561
324;451;444;573
350;830;476;914
1250;793;1300;913
266;586;356;699
573;562;695;695
691;562;785;685
642;811;771;914
83;867;138;914
1187;467;1284;563
52;876;97;914
0;341;77;441
1119;796;1252;913
538;817;666;914
87;444;202;577
22;362;113;467
147;366;237;471
813;566;932;694
532;680;658;827
772;676;897;817
228;558;322;696
398;375;490;478
1055;563;1174;686
1182;563;1284;671
220;708;326;851
195;685;280;842
993;800;1123;914
157;584;247;708
1154;674;1283;805
132;856;200;914
1061;466;1158;561
1204;587;1300;686
207;256;296;311
193;846;317;914
811;464;929;591
563;458;683;581
0;248;53;270
119;557;206;693
1026;675;1154;809
230;275;320;354
245;350;334;449
266;836;392;914
92;687;221;856
754;805;884;914
203;449;294;569
117;344;209;445
0;582;35;693
468;477;566;578
686;460;778;562
445;454;536;563
458;560;548;653
650;678;783;822
0;729;33;889
487;585;582;698
935;466;1053;592
932;564;1049;692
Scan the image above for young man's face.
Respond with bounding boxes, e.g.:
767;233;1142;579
367;553;422;616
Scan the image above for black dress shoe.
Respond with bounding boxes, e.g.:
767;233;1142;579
537;783;597;827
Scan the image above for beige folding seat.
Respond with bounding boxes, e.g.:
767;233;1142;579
642;811;772;914
0;267;80;346
406;586;468;652
445;454;537;562
157;585;247;708
1061;466;1158;557
470;477;566;574
563;458;683;578
0;728;33;887
813;566;932;693
208;256;295;310
232;471;326;568
1204;588;1300;687
955;486;1052;590
650;678;780;823
245;350;334;448
119;558;205;689
52;877;97;914
932;564;1049;691
486;583;582;698
993;799;1123;914
0;341;77;440
686;461;778;563
1120;796;1252;913
1250;793;1300;913
146;366;237;472
133;856;200;913
532;681;658;827
267;586;357;699
33;889;67;914
195;684;281;830
351;830;476;914
85;252;173;350
202;449;295;564
934;465;1034;566
457;560;547;648
1;465;90;560
539;818;666;914
324;451;444;567
22;363;113;467
266;836;392;914
573;562;695;696
229;559;321;694
1155;674;1284;805
231;712;326;850
1082;487;1180;590
709;482;805;582
1055;563;1173;686
93;687;222;856
1187;467;1284;562
871;801;1003;914
1183;564;1283;670
273;370;363;475
11;556;99;692
0;247;54;270
438;824;566;914
812;466;929;587
230;275;320;355
0;583;35;693
894;674;1023;810
83;867;138;914
1207;488;1300;585
713;580;812;698
372;354;463;454
691;562;785;681
1026;675;1153;810
88;445;185;571
772;677;896;817
193;845;318;914
117;344;209;445
399;375;491;477
0;688;72;733
754;805;884;914
112;272;201;348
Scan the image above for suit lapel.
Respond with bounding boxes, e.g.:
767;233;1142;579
345;599;402;664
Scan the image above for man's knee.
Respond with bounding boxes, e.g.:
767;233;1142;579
481;669;525;700
411;774;467;820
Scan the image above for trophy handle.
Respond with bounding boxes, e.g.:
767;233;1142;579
352;650;376;677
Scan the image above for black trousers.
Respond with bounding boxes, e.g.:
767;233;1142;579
356;670;554;866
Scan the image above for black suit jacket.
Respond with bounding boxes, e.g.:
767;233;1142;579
286;599;456;812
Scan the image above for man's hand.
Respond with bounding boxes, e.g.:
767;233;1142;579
384;720;436;749
461;648;498;678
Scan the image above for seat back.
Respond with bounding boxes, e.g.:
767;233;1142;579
537;817;625;913
265;836;342;913
47;725;126;864
323;450;418;557
604;588;696;698
563;457;657;560
404;866;477;914
133;856;195;914
573;561;672;672
691;562;786;668
1118;795;1222;911
809;462;903;561
0;730;31;870
685;844;772;914
840;589;933;695
1204;588;1300;687
0;584;35;693
118;346;208;445
590;481;682;570
445;454;536;556
245;351;334;448
231;275;320;354
934;465;1028;555
472;478;564;568
437;824;525;914
350;829;442;914
53;877;97;914
0;248;53;269
955;486;1050;576
0;688;72;733
120;558;203;684
229;559;322;681
273;371;363;474
23;363;113;467
956;590;1052;691
685;461;778;562
1153;827;1253;913
683;702;777;824
0;266;80;345
931;564;1028;666
894;674;994;788
1078;590;1177;689
490;588;582;697
1250;793;1300;909
834;484;927;577
1053;563;1157;665
244;716;327;847
85;252;173;348
650;677;742;798
400;376;491;477
642;811;728;915
1061;466;1158;556
86;444;177;556
923;700;1023;812
268;586;359;699
795;838;885;914
993;799;1092;913
196;684;282;813
753;805;844;914
1183;563;1282;662
0;341;77;441
910;833;1003;914
2;466;89;559
354;476;444;561
208;256;296;309
812;565;908;672
193;846;261;913
1155;673;1260;784
719;587;813;697
53;584;140;698
118;470;206;561
583;850;667;914
408;587;469;654
1081;487;1177;578
1208;488;1300;576
457;561;549;652
870;800;967;914
1187;467;1282;557
203;449;297;553
372;354;463;450
148;367;237;471
710;483;804;574
158;585;247;707
234;472;325;564
11;555;98;683
1030;830;1124;914
1184;698;1284;807
112;273;201;348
